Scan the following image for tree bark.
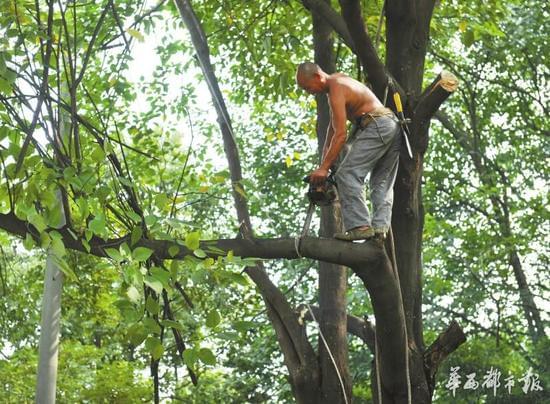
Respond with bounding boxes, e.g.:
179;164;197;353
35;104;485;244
312;4;352;403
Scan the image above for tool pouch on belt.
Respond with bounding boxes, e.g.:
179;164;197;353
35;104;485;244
355;107;394;129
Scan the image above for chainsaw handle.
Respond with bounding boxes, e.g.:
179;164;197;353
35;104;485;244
393;92;403;113
303;173;336;185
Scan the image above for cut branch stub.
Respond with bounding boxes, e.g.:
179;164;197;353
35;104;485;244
415;70;459;125
424;320;467;395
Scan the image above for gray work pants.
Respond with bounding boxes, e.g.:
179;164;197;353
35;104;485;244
335;115;401;232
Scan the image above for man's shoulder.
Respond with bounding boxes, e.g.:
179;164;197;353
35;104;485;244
328;72;351;85
327;73;351;95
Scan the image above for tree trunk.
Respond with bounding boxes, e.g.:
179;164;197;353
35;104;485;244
385;1;441;402
313;4;352;403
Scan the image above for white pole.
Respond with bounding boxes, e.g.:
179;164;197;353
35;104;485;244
36;79;69;403
36;231;64;403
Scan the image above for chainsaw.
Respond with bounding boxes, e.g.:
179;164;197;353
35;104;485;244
299;172;337;239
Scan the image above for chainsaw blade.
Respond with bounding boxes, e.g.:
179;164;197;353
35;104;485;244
301;202;315;238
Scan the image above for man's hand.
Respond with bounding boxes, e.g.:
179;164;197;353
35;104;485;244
309;167;329;185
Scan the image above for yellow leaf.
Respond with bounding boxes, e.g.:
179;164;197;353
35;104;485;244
293;151;301;160
458;21;467;32
127;28;144;42
199;185;209;193
234;183;246;199
266;133;274;142
285;156;292;168
277;133;284;141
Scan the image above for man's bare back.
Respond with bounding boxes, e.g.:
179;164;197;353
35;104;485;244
326;73;383;121
295;62;385;185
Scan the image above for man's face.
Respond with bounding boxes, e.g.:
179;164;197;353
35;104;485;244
297;73;322;95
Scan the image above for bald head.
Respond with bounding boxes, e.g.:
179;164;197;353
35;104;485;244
296;62;321;80
296;62;327;94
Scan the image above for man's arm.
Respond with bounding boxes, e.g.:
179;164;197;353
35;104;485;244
321;87;347;170
309;84;347;184
321;120;334;162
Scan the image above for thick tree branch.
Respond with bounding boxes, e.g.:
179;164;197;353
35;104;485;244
415;71;459;124
0;212;385;269
175;2;325;396
301;0;355;52
338;0;390;96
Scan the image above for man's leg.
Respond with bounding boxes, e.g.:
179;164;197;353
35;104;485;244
335;121;394;233
370;121;401;233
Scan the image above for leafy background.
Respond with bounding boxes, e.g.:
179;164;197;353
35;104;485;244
0;0;547;402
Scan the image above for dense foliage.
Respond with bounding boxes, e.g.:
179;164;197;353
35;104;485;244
0;0;547;402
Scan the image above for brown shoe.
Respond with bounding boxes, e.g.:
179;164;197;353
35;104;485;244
334;226;375;241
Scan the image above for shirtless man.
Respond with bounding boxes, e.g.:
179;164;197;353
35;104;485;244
296;62;401;241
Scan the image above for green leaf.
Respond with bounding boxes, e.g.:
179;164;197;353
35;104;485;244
130;226;142;246
127;286;140;303
27;211;47;233
144;276;163;295
132;246;153;262
145;296;160;315
198;348;216;366
204;245;226;255
193;248;206;258
50;237;66;258
150;266;171;287
145;337;164;360
463;29;475;47
127;323;147;346
160;320;184;331
229;272;248;286
144;215;158;226
88;213;106;235
90;146;105;162
127;211;141;223
0;78;11;94
154;193;168;209
124;265;143;286
40;232;51;249
168;245;180;257
184;231;200;250
105;248;123;263
233;320;255;333
53;256;76;280
143;317;161;335
23;233;34;250
170;260;179;279
205;310;221;328
183;349;198;368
